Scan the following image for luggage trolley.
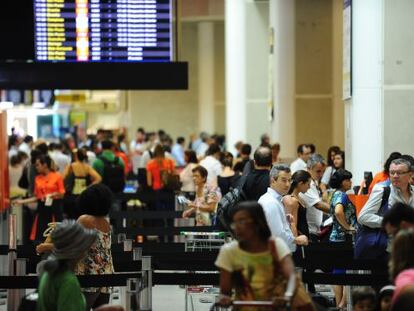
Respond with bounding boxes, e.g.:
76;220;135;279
181;231;229;311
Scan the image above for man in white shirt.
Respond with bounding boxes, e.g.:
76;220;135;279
200;143;222;186
290;144;311;174
259;164;308;252
18;135;33;156
299;154;330;241
359;158;414;228
129;127;145;175
171;137;186;167
50;143;71;174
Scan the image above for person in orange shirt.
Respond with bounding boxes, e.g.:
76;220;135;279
367;152;402;194
13;154;65;242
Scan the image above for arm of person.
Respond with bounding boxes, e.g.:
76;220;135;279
358;184;384;228
319;183;329;202
182;205;196;218
282;196;299;237
36;242;54;254
215;245;234;306
88;166;102;184
146;170;153;187
314;200;330;213
334;204;353;231
13;196;37;206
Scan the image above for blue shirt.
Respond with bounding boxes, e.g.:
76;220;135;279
329;190;357;242
171;143;185;167
258;188;296;252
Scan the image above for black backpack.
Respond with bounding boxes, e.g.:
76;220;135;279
215;175;248;232
99;156;125;193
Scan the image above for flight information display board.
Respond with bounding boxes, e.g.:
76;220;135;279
34;0;172;62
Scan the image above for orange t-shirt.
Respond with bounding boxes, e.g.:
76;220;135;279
116;151;130;175
146;158;175;190
368;171;389;194
34;171;65;200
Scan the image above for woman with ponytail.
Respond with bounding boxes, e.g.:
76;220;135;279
282;170;312;238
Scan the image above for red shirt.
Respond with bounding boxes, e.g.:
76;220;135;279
146;158;175;190
34;171;65;200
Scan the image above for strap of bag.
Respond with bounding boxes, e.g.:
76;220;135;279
377;186;391;217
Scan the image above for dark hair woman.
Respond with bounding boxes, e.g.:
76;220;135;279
13;154;65;243
328;168;356;309
179;150;198;193
182;166;221;226
283;170;312;238
61;148;102;219
320;149;344;201
218;151;241;196
389;229;414;305
215;201;313;310
75;184;115;310
146;144;177;237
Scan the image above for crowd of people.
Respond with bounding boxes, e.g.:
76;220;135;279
6;128;414;310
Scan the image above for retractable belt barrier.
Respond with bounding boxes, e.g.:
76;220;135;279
0;242;389;288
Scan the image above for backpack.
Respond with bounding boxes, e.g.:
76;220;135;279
354;186;390;260
215;175;248;232
99;156;125;193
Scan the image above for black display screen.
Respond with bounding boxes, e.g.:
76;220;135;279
34;0;173;62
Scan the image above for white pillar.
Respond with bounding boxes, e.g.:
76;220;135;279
269;0;296;159
198;21;215;134
225;0;246;154
347;0;384;182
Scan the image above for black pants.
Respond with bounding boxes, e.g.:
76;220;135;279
34;200;63;243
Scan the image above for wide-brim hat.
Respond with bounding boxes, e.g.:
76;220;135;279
51;220;97;260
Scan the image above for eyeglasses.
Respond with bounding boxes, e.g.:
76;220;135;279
230;219;253;230
389;171;411;176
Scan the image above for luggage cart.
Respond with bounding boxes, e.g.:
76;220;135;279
209;272;297;310
181;231;229;311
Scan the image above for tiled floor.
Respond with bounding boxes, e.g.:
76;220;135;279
0;285;217;311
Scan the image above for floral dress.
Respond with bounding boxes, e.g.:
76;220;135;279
75;228;114;293
329;190;357;242
193;184;221;226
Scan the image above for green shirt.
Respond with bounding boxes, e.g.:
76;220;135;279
92;150;125;177
37;270;85;311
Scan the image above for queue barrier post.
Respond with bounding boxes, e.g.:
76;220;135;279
139;256;152;311
7;214;18;311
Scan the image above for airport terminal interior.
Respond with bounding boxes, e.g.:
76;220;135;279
1;0;414;310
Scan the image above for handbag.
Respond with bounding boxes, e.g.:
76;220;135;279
269;240;315;311
160;160;181;192
354;186;390;260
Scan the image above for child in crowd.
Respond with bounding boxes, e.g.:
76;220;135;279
352;287;376;311
215;201;314;310
376;285;394;311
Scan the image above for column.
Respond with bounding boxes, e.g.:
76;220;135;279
332;0;345;149
346;0;384;182
198;21;215;134
225;0;246;154
269;0;295;159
